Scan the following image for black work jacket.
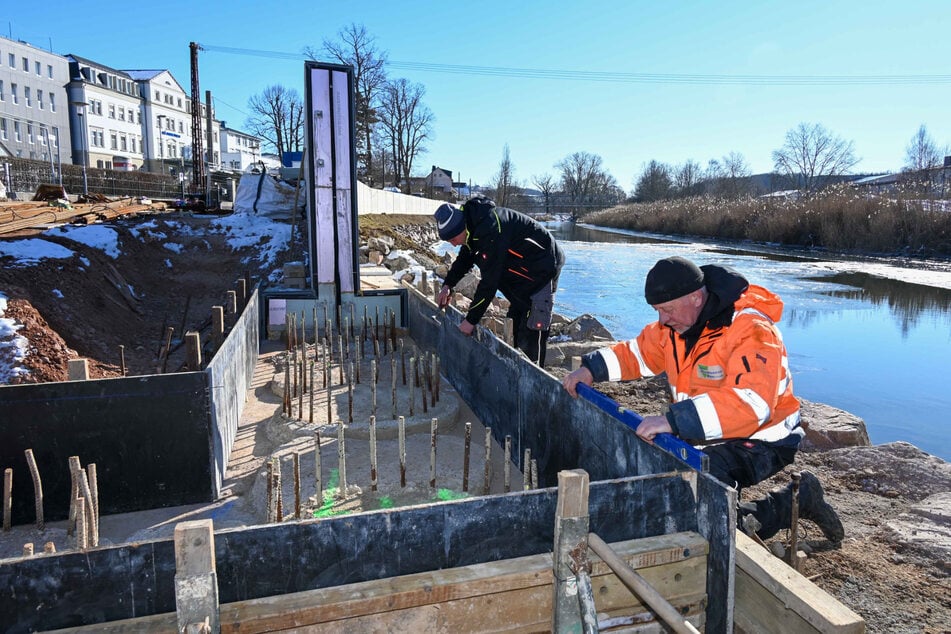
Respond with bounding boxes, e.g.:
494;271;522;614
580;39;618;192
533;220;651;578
444;201;563;325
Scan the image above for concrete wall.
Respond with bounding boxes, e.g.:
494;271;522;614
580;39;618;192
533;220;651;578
357;181;444;215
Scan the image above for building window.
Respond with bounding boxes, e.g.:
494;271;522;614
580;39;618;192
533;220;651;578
22;57;29;72
0;118;6;140
10;83;17;105
0;80;4;101
118;108;125;121
155;90;160;100
27;123;34;144
120;135;127;151
108;104;116;119
128;109;135;122
110;132;118;150
14;121;21;142
37;90;43;109
39;127;47;145
47;64;53;79
24;87;31;107
35;61;41;75
131;137;137;153
178;121;183;133
52;127;59;147
8;53;14;68
49;93;56;112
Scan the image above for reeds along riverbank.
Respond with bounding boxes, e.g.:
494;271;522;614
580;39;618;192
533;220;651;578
584;185;951;257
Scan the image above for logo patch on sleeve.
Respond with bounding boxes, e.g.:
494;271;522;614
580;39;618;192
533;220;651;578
697;364;725;380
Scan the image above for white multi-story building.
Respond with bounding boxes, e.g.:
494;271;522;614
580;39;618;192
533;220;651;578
219;121;261;172
0;36;71;167
66;55;145;171
121;68;191;174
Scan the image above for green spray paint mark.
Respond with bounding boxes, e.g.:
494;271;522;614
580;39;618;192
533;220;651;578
435;489;469;502
378;496;394;509
312;468;352;518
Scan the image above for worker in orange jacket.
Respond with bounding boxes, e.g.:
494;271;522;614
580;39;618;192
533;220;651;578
562;256;844;543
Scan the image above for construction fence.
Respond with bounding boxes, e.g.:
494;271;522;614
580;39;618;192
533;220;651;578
1;156;237;204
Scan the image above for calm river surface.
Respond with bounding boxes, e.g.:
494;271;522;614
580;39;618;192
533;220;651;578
548;222;951;461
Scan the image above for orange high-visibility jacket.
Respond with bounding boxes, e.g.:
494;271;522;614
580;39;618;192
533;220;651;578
584;271;802;445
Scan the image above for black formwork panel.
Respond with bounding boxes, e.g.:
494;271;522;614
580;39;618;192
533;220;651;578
0;473;698;632
406;287;735;633
206;289;260;496
0;371;212;524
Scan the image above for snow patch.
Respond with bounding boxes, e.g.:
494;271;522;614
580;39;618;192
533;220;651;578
0;292;30;382
0;239;75;266
48;225;121;259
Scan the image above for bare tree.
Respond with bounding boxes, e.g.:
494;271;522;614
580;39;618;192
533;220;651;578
673;160;702;198
720;152;752;198
532;173;557;215
772;122;859;193
633;160;673;202
556;151;615;217
491;144;517;208
903;124;943;172
246;85;304;158
307;24;388;182
376;78;434;191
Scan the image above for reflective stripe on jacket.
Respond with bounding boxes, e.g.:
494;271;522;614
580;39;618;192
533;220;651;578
588;284;802;444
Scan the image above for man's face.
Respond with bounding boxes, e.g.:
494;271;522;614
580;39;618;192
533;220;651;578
651;289;704;334
448;230;467;247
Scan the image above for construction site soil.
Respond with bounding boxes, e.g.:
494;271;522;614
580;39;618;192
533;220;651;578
1;209;949;633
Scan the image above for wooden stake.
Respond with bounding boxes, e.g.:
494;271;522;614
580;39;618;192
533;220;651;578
337;422;347;499
294;452;301;520
24;449;44;530
369;416;378;492
430;418;438;489
309;359;315;424
462;422;472;493
398;416;407;488
483;427;492;495
314;431;322;506
184;331;201;371
523;449;532;490
86;463;99;541
212;306;225;350
75;497;87;550
3;468;12;531
370;360;377;417
400;339;406;385
409;358;416;417
161;326;174;373
274;458;282;522
552;469;590;633
531;459;538;490
43;541;55;554
23;542;34;557
266;460;273;523
391;356;397;419
503;435;512;493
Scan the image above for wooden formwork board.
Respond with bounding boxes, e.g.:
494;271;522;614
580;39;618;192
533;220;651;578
45;532;708;633
734;532;864;634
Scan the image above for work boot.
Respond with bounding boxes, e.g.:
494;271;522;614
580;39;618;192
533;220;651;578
740;470;844;544
797;470;845;544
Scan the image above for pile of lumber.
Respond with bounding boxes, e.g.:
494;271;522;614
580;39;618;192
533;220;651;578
0;196;166;236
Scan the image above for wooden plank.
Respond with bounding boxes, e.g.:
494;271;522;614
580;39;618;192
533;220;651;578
220;532;707;633
735;532;864;633
45;533;707;633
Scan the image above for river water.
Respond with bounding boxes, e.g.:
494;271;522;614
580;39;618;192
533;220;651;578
548;222;951;461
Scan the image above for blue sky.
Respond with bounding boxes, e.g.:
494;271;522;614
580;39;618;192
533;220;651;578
8;1;950;191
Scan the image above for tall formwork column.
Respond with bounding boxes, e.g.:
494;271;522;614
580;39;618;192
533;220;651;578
304;62;359;308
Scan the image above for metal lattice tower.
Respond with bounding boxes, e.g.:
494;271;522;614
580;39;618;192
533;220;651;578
189;42;205;193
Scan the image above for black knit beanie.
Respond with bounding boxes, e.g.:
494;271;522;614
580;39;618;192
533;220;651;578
644;256;705;305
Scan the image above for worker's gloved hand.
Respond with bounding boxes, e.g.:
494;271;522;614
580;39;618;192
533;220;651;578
437;285;452;309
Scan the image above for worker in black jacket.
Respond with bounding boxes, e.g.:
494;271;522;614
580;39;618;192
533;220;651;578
435;195;565;367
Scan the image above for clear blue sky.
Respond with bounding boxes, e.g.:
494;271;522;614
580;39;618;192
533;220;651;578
8;1;951;191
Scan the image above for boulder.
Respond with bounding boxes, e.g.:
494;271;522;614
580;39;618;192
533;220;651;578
822;442;951;501
885;492;951;573
367;236;394;255
799;398;872;450
554;313;614;342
